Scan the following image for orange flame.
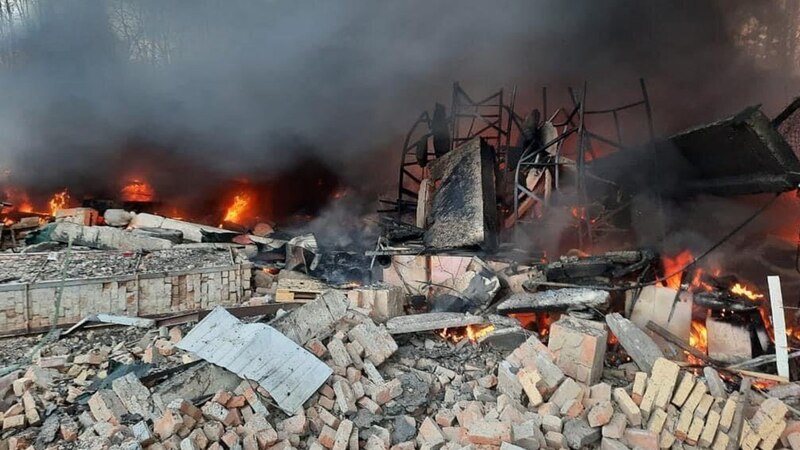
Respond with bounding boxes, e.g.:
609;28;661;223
661;250;696;289
3;188;33;213
48;189;70;216
688;320;708;365
660;250;716;291
223;194;251;224
508;312;555;337
437;324;496;343
121;179;154;202
730;283;764;300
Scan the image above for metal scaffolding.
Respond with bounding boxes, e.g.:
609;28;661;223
382;82;522;216
511;79;656;248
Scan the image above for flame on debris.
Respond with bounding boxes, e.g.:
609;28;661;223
437;324;496;343
730;283;764;300
3;187;33;213
660;250;717;291
48;189;70;216
570;207;597;224
688;320;708;365
223;193;252;224
121;179;155;202
508;312;555;337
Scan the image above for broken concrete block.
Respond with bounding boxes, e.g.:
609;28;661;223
424;137;498;251
271;290;349;345
21;391;40;425
2;414;24;430
333;380;358;414
497;361;524;402
347;321;398;366
211;389;233;406
59;416;80;441
591;382;612;402
605;313;664;373
348;285;406;322
703;366;727;399
545;431;567;449
548;315;607;384
588;401;614;427
327;339;353;369
132;421;156;445
51;222;173;251
623;428;658;450
417;417;447;448
498;288;609;314
542;415;562;433
564;418;602;449
88;389;128;424
601;437;629;450
549;377;584;409
201;402;237;426
467;420;512;446
37;356;68;369
112;372;153;420
602;413;627;439
512;419;546;449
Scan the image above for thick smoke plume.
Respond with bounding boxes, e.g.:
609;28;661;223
0;0;796;201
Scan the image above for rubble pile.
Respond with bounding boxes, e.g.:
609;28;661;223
0;289;798;450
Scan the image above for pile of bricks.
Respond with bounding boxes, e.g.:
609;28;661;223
1;305;798;450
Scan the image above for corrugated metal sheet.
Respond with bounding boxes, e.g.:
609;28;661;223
177;306;332;415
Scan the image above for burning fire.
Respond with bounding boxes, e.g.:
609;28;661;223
3;187;33;213
508;312;556;337
730;283;764;300
121;179;155;202
570;206;597;224
688;320;708;365
48;189;70;216
437;324;496;343
223;193;252;224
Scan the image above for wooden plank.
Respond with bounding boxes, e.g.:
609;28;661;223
275;290;317;303
767;276;790;379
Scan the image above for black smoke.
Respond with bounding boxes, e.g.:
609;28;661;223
0;0;796;210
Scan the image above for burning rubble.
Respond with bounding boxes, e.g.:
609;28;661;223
0;82;800;450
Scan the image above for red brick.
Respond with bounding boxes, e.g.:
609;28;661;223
319;425;337;449
417;417;446;447
155;409;185;439
221;430;240;449
467;420;512;445
211;391;233;405
226;396;246;409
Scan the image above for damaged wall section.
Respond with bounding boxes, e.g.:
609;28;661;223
424;137;498;251
0;249;252;334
